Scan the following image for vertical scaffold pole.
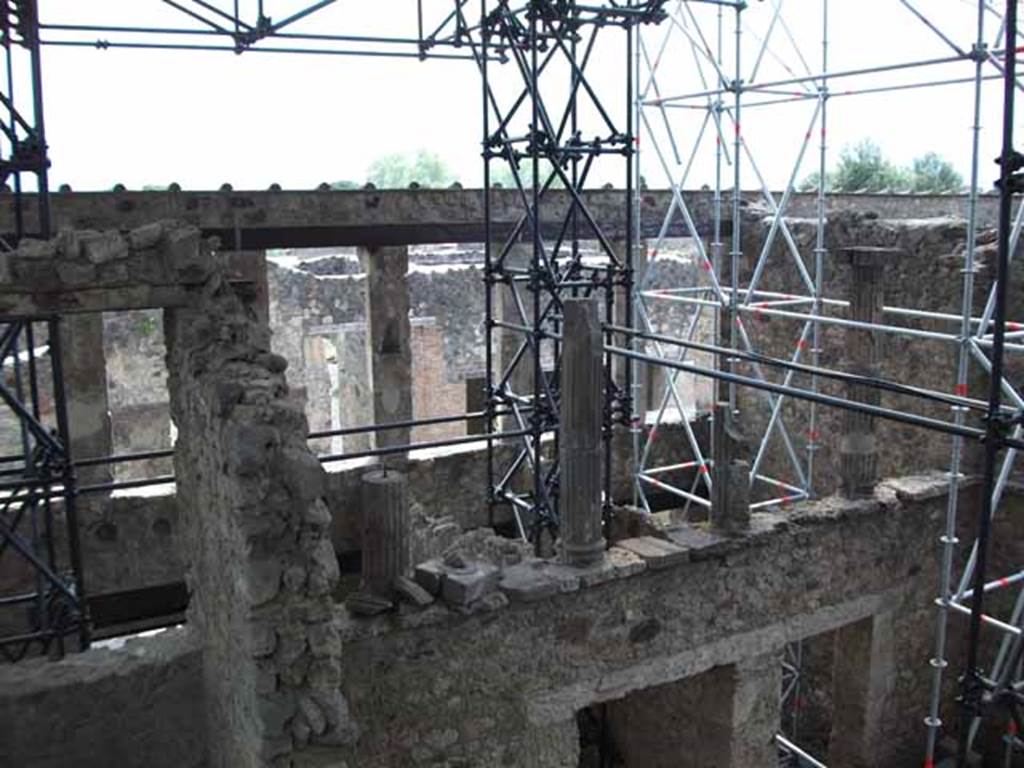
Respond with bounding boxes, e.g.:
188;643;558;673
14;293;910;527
924;2;988;764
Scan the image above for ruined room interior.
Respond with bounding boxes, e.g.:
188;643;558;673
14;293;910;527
0;2;1023;767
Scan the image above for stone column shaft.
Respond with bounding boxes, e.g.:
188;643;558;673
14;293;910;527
360;469;409;599
359;245;413;465
560;297;605;566
711;401;750;533
60;313;113;493
839;247;897;499
828;612;895;768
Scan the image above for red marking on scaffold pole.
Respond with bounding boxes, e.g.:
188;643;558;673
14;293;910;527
754;307;766;323
781;495;792;507
1000;576;1012;588
807;429;820;442
924;760;935;768
797;339;808;351
701;259;712;272
1009;321;1022;331
955;383;968;396
698;464;709;475
649;428;658;443
634;136;640;147
1008;719;1019;735
649;248;659;258
821;127;826;140
805;130;812;141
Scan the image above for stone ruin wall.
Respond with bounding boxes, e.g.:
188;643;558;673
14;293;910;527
4;209;1020;767
163;241;357;765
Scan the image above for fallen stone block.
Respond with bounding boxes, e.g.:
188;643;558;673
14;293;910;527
613;536;687;570
441;561;499;607
414;559;446;596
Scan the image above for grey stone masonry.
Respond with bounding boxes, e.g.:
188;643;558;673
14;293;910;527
359;469;409;600
319;474;987;768
0;222;219;314
0;189;999;250
359;245;412;465
164;223;355;766
839;246;900;499
560;297;606;567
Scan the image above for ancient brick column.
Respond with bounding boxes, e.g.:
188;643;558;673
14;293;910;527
711;401;751;533
829;612;895;767
359;245;413;465
839;247;897;499
59;313;113;496
560;297;605;566
359;468;409;599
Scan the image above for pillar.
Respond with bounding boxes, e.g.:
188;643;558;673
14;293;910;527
335;326;373;453
839;247;896;499
828;612;895;768
607;651;782;768
59;313;113;495
359;245;413;465
359;469;409;599
711;401;751;533
560;297;605;567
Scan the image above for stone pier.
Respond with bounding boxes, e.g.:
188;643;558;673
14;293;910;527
359;245;413;464
60;313;113;495
828;612;896;768
607;652;782;768
560;297;605;567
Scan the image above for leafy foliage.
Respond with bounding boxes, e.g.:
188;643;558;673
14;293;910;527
366;149;458;188
800;139;964;194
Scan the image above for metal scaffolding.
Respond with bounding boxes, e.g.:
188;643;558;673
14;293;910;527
632;1;1022;765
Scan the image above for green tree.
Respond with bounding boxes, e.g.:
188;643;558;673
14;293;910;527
800;140;963;194
830;139;908;193
908;152;964;193
329;180;360;190
366;149;458;188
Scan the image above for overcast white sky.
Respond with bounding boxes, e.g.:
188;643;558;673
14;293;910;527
25;1;1019;191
